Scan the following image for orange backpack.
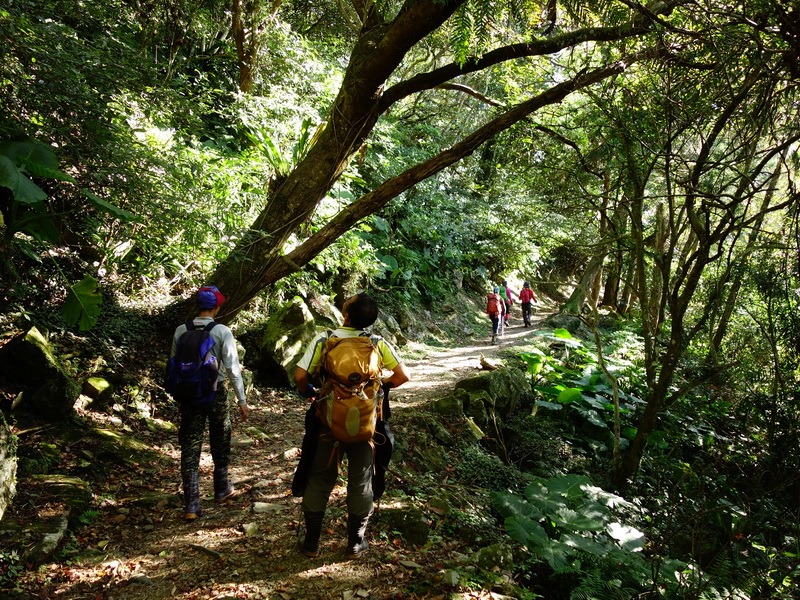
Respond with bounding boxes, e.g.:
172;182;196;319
486;294;501;317
315;334;383;443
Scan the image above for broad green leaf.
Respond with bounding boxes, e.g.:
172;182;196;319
574;407;608;429
10;173;47;204
557;387;583;404
606;522;646;551
380;254;399;270
63;276;102;331
505;515;549;550
520;352;545;376
0;139;59;170
373;216;390;232
0;155;20;191
561;532;610;555
83;191;139;221
543;541;570;571
524;483;567;515
554;506;607;531
552;328;573;339
545;475;593;498
20;215;60;243
20;160;76;183
534;385;565;397
535;400;562;411
491;490;542;519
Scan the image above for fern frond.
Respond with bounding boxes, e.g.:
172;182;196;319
451;3;474;67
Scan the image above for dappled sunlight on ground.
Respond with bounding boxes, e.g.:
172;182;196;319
7;311;552;599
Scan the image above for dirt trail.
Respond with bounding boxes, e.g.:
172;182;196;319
10;311;548;600
399;312;545;406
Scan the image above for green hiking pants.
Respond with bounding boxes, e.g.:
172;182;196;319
302;425;374;518
179;385;231;479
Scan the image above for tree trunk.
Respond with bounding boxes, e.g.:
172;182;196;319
195;1;676;323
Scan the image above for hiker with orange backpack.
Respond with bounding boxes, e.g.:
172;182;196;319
486;286;505;344
293;293;409;560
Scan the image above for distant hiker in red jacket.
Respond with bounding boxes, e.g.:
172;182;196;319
519;281;539;327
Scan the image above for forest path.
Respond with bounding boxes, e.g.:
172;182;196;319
12;309;549;600
398;310;546;407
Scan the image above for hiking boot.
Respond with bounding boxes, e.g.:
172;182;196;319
182;470;202;520
213;466;235;500
300;511;325;558
491;334;496;344
346;514;370;559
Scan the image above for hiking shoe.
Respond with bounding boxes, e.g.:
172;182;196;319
214;484;235;500
300;510;324;558
346;539;368;559
182;509;202;521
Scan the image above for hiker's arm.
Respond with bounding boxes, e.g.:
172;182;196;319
219;330;247;407
294;366;318;399
384;362;410;389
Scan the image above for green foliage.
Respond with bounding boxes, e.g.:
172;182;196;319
456;444;528;491
76;509;100;526
0;549;23;586
62;276;102;331
523;328;646;445
0;139;75;244
491;474;680;596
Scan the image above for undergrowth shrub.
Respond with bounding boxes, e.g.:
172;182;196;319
455;444;528;491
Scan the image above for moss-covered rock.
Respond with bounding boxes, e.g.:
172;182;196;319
258;296;339;386
377;506;430;546
454;367;530;418
432;394;464;420
0;327;80;420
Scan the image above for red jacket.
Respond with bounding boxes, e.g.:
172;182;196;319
519;288;537;303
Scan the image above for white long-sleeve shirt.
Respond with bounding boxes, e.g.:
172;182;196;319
171;317;247;405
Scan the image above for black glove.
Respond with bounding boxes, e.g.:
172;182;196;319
381;382;392;420
299;383;317;399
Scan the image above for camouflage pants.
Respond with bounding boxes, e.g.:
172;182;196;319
302;426;374;518
179;385;231;479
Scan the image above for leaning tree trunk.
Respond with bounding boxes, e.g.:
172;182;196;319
167;0;676;325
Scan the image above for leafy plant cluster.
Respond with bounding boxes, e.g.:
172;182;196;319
521;327;647;455
502;325;800;598
491;474;673;598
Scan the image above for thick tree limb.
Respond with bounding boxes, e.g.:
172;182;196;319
264;58;642;283
380;0;679;109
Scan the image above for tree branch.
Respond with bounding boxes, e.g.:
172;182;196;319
380;0;678;109
265;57;646;282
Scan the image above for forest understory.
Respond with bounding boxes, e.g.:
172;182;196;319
1;307;546;600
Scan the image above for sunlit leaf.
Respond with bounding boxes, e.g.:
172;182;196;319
63;276;102;331
83;190;140;221
607;522;646;551
557;387;583;404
